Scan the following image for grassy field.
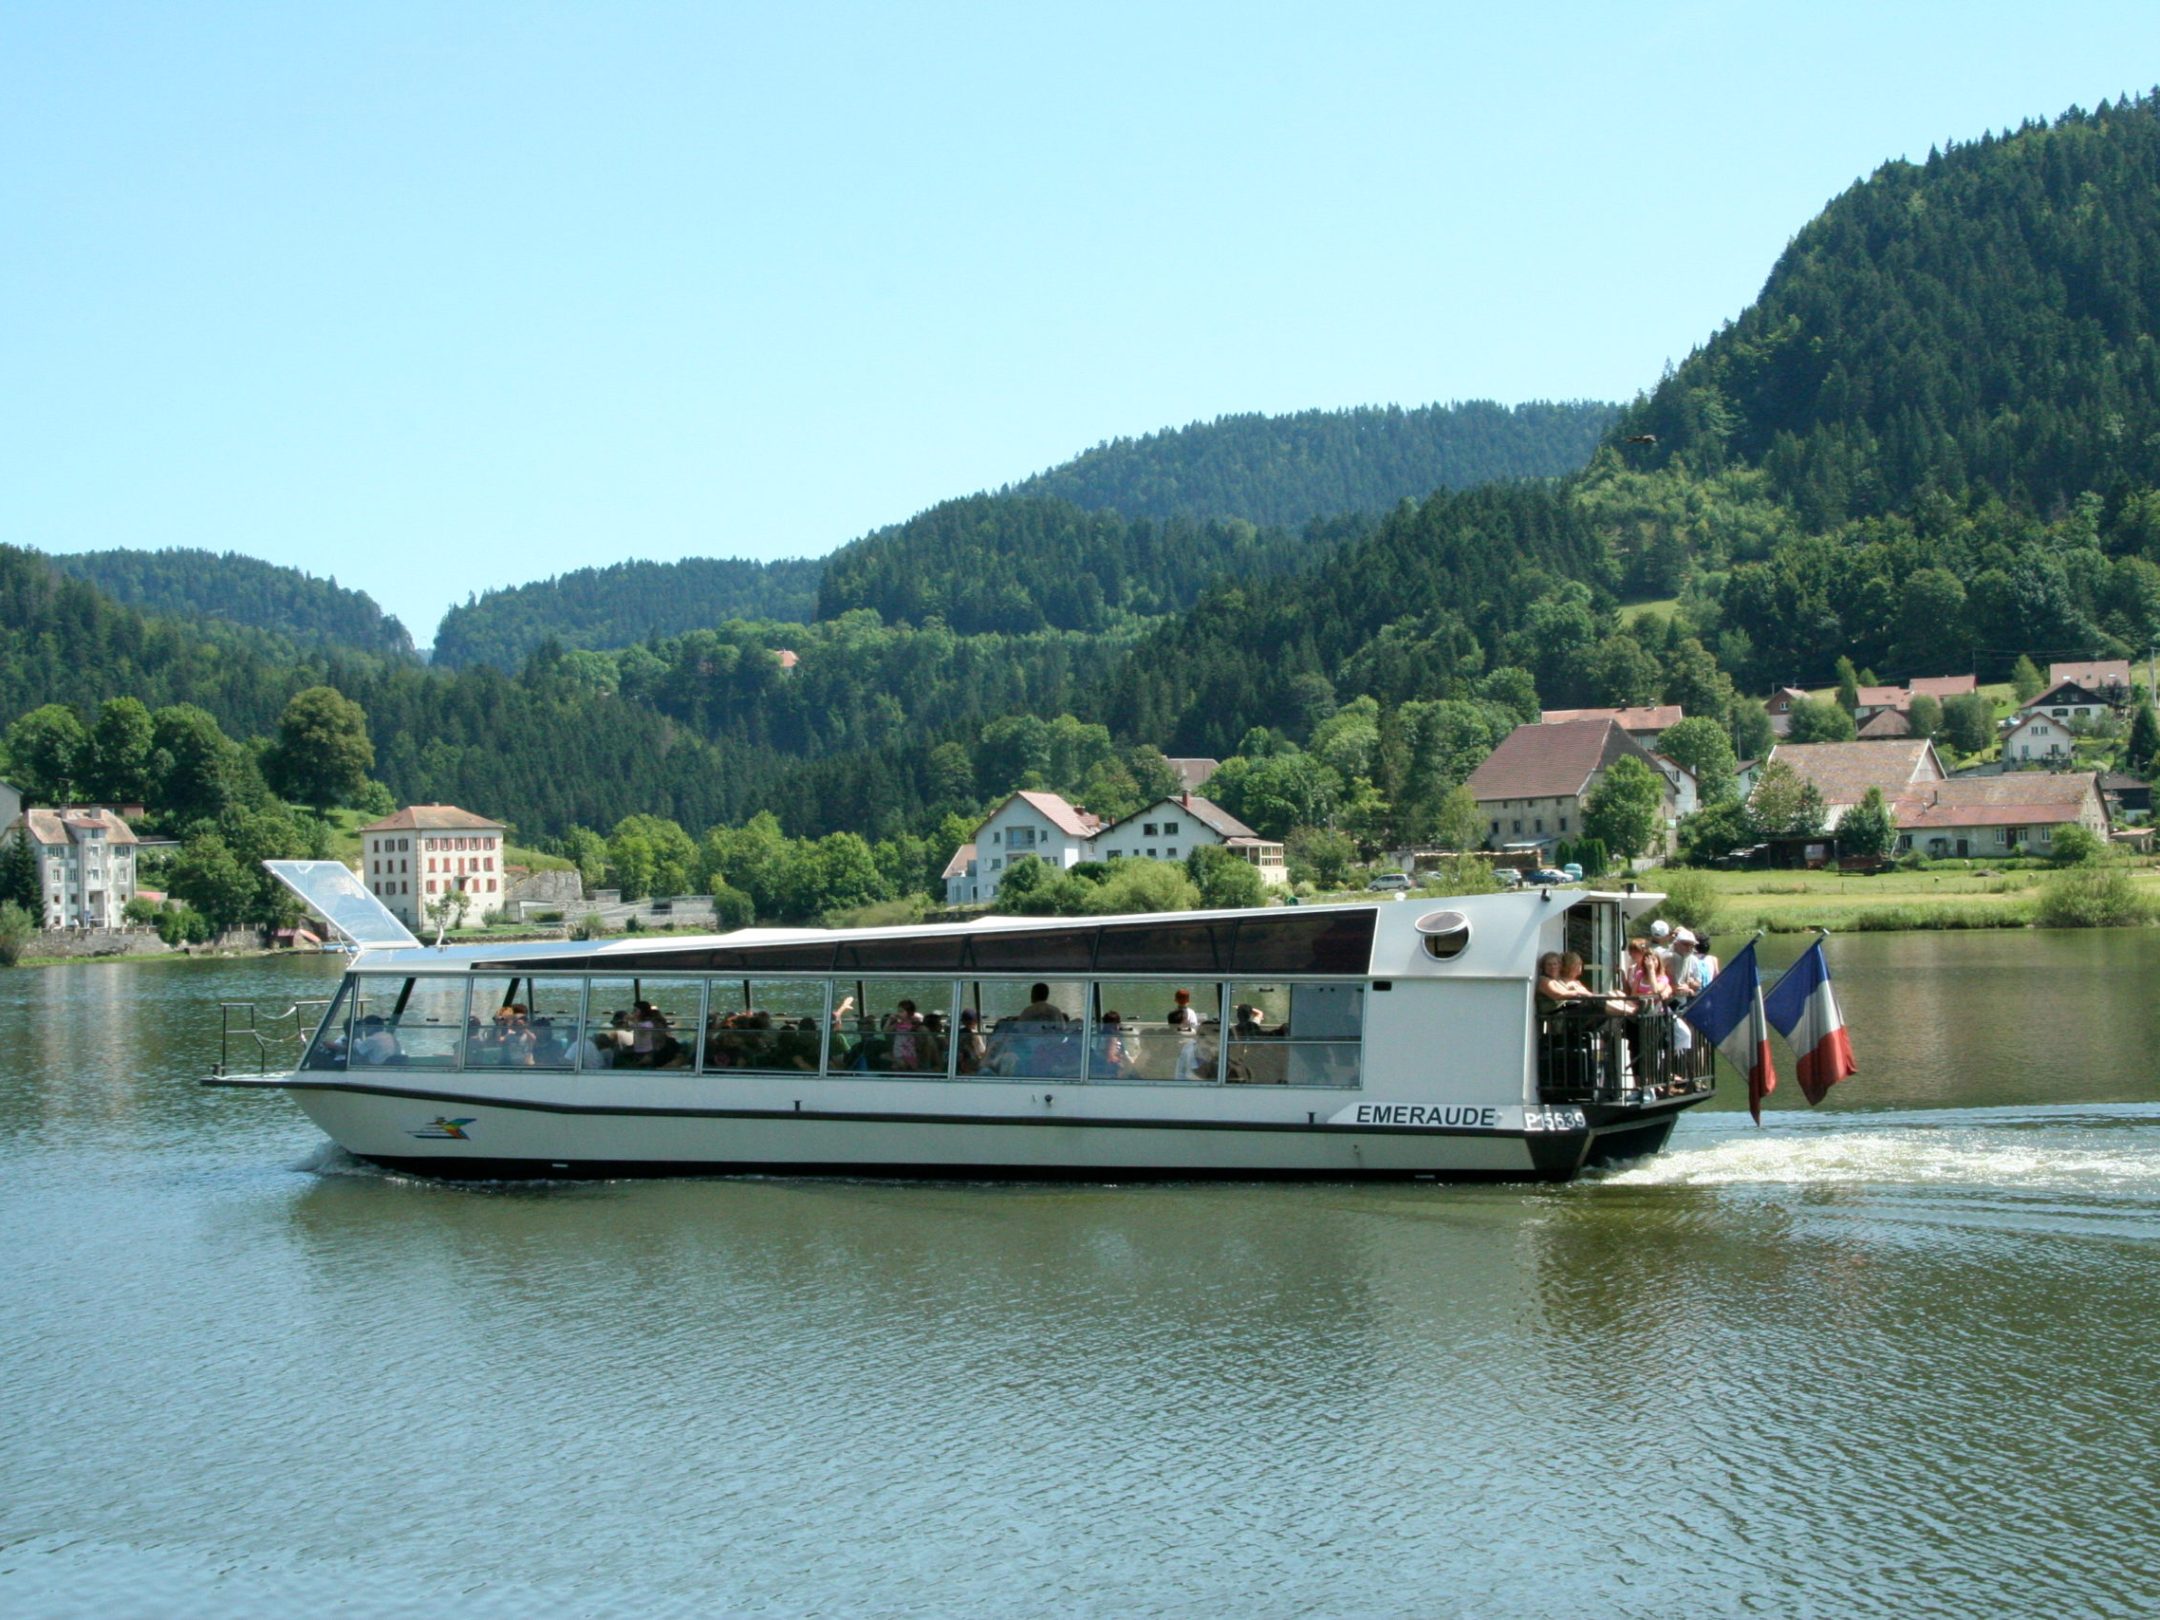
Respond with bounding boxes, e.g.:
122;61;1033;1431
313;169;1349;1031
1674;862;2160;933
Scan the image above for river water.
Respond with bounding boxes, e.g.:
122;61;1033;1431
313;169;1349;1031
4;932;2158;1618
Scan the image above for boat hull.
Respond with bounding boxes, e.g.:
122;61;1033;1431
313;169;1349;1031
276;1081;1700;1183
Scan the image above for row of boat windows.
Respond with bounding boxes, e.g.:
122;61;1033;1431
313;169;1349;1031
303;974;1366;1088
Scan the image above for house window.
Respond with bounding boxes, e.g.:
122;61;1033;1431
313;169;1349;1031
1489;821;1500;837
1512;820;1522;834
991;858;1002;871
1534;819;1544;834
2004;826;2027;845
1164;821;1180;835
1559;816;1569;832
1146;848;1157;859
1143;823;1158;837
992;831;1001;845
1167;847;1178;858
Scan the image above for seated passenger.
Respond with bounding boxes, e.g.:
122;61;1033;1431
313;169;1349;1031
354;1015;401;1065
954;1010;987;1075
1093;1011;1133;1079
888;1000;925;1071
1018;983;1065;1025
1559;952;1634;1015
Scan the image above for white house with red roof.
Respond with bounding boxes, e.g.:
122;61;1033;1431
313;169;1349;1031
943;789;1288;905
1095;793;1288;885
958;790;1103;904
358;803;506;929
6;806;139;928
2002;710;2075;764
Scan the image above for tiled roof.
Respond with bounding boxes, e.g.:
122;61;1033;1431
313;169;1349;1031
357;804;505;833
1465;720;1647;802
1539;704;1684;732
1895;773;2101;830
941;842;976;880
1855;685;1905;709
1169;795;1256;840
1764;740;1943;806
2049;659;2131;690
1908;675;1977;698
2025;680;2110;710
9;806;139;846
1163;757;1220;791
1008;790;1101;839
1857;708;1913;738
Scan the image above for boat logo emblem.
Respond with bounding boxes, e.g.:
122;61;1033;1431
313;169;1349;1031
410;1116;477;1141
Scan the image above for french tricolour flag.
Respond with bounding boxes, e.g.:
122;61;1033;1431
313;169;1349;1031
1681;939;1778;1123
1763;938;1857;1105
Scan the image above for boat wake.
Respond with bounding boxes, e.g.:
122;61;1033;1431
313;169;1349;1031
1599;1103;2160;1201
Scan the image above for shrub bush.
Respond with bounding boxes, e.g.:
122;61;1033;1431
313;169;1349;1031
2048;825;2105;866
2037;865;2154;928
0;901;34;967
1646;868;1720;935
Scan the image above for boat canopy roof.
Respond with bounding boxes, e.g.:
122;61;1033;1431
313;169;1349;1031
330;887;1666;982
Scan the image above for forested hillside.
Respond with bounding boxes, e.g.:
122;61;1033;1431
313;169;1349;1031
1618;96;2160;523
431;556;822;670
814;495;1361;633
1007;401;1616;527
47;547;416;661
19;97;2160;895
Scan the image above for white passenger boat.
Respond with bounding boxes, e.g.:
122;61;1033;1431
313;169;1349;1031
207;862;1715;1182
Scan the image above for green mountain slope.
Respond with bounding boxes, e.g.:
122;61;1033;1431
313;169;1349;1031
47;547;416;662
813;495;1362;633
430;556;822;670
1007;401;1616;527
1617;95;2160;523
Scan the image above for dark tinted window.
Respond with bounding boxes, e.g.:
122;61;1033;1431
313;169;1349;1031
1095;920;1227;975
1230;911;1376;975
962;929;1098;972
835;935;966;972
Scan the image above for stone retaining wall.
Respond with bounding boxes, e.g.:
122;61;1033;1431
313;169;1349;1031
31;929;171;959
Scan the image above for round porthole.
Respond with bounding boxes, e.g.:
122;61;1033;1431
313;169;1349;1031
1415;909;1471;960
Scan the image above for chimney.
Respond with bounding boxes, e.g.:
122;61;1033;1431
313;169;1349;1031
1181;791;1191;808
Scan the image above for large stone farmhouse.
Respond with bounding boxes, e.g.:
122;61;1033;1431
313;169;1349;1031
1464;719;1683;854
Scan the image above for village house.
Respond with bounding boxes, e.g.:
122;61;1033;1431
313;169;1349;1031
1852;685;1907;722
2101;771;2153;818
1759;739;1948;829
2017;679;2114;728
944;789;1286;906
1893;773;2109;859
4;806;139;929
358;803;507;930
1538;704;1684;745
1858;708;1914;739
1464;719;1682;854
1909;674;1979;703
1764;687;1811;737
1094;793;1288;885
2001;710;2075;765
2048;659;2133;704
949;791;1102;905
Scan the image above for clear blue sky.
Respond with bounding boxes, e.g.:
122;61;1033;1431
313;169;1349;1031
6;3;2158;645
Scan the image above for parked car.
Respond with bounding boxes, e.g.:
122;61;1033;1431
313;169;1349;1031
1526;867;1571;886
1495;867;1524;888
1562;862;1583;881
1366;872;1413;892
